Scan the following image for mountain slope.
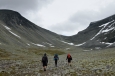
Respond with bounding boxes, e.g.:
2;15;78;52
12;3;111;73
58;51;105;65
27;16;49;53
0;9;73;50
68;14;115;48
0;9;115;50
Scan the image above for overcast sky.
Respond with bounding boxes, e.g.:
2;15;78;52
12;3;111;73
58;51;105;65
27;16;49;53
0;0;115;36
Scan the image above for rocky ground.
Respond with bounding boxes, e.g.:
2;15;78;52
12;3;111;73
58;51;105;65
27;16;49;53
0;48;115;76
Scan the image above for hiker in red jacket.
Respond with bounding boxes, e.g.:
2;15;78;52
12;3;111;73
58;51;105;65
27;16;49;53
66;53;72;66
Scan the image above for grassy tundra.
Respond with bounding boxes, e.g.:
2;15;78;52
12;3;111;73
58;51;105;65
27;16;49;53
0;48;115;76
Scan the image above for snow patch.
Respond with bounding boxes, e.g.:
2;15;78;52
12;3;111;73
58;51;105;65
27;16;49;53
4;26;11;30
31;43;45;47
27;43;30;46
61;41;74;45
101;42;113;45
66;48;70;50
102;27;115;33
3;25;21;38
91;21;114;40
75;42;86;46
9;31;21;38
100;42;115;47
99;20;114;27
104;37;107;40
43;42;55;47
95;47;101;50
50;46;55;47
83;50;90;52
106;42;115;47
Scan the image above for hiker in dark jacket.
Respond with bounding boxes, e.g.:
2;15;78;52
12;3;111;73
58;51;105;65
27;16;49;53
42;53;48;71
66;53;72;66
54;54;59;67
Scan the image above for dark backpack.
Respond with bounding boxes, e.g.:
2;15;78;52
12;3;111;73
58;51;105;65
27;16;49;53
54;54;58;60
42;56;46;62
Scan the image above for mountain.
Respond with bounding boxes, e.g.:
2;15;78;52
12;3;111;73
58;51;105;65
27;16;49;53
0;9;115;51
67;15;115;48
0;9;74;51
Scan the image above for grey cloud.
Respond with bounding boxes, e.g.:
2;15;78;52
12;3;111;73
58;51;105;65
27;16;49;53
49;11;94;36
49;2;115;36
48;21;85;36
0;0;115;36
0;0;53;14
0;0;53;26
98;2;115;19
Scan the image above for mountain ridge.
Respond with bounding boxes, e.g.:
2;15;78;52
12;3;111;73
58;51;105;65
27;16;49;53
0;9;74;51
0;9;115;51
67;14;115;48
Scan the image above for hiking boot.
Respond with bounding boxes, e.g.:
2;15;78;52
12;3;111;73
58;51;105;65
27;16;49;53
44;68;46;71
55;65;57;67
70;64;72;67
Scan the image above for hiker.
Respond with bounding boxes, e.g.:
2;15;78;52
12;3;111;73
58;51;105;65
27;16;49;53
54;54;59;67
42;53;48;71
66;53;72;66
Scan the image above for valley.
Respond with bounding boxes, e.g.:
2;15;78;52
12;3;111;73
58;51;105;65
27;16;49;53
0;48;115;76
0;9;115;76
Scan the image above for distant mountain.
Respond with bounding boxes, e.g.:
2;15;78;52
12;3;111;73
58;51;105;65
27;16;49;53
67;14;115;48
0;9;74;50
0;9;115;51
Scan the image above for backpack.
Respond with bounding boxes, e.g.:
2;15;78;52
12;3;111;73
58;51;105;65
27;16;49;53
67;55;71;58
67;55;72;60
42;56;46;62
54;54;58;60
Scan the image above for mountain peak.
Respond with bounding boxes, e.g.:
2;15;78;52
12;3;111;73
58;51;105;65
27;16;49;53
0;9;22;25
0;9;36;28
68;14;115;48
0;9;21;19
0;9;19;13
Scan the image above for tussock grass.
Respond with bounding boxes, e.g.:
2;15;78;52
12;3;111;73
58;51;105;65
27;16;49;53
0;49;11;57
0;71;10;76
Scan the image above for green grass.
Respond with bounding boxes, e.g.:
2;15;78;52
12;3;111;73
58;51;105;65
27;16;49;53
28;48;66;55
0;71;10;76
0;49;11;58
0;48;115;76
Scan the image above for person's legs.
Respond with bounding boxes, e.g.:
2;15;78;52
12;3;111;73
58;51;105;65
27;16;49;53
55;60;57;67
44;66;46;71
68;60;71;66
69;62;71;66
43;63;47;71
68;60;70;65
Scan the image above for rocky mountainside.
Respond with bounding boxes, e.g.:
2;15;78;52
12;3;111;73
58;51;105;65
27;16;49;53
0;9;115;50
0;9;74;50
67;14;115;48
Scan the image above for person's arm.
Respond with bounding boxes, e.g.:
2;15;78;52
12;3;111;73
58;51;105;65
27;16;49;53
46;57;48;63
41;57;43;63
54;56;55;60
58;56;59;60
66;56;68;60
71;56;72;60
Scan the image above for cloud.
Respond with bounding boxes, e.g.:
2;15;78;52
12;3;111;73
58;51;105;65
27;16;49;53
48;1;115;36
48;20;86;36
48;10;97;36
0;0;53;13
0;0;53;25
0;0;115;36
